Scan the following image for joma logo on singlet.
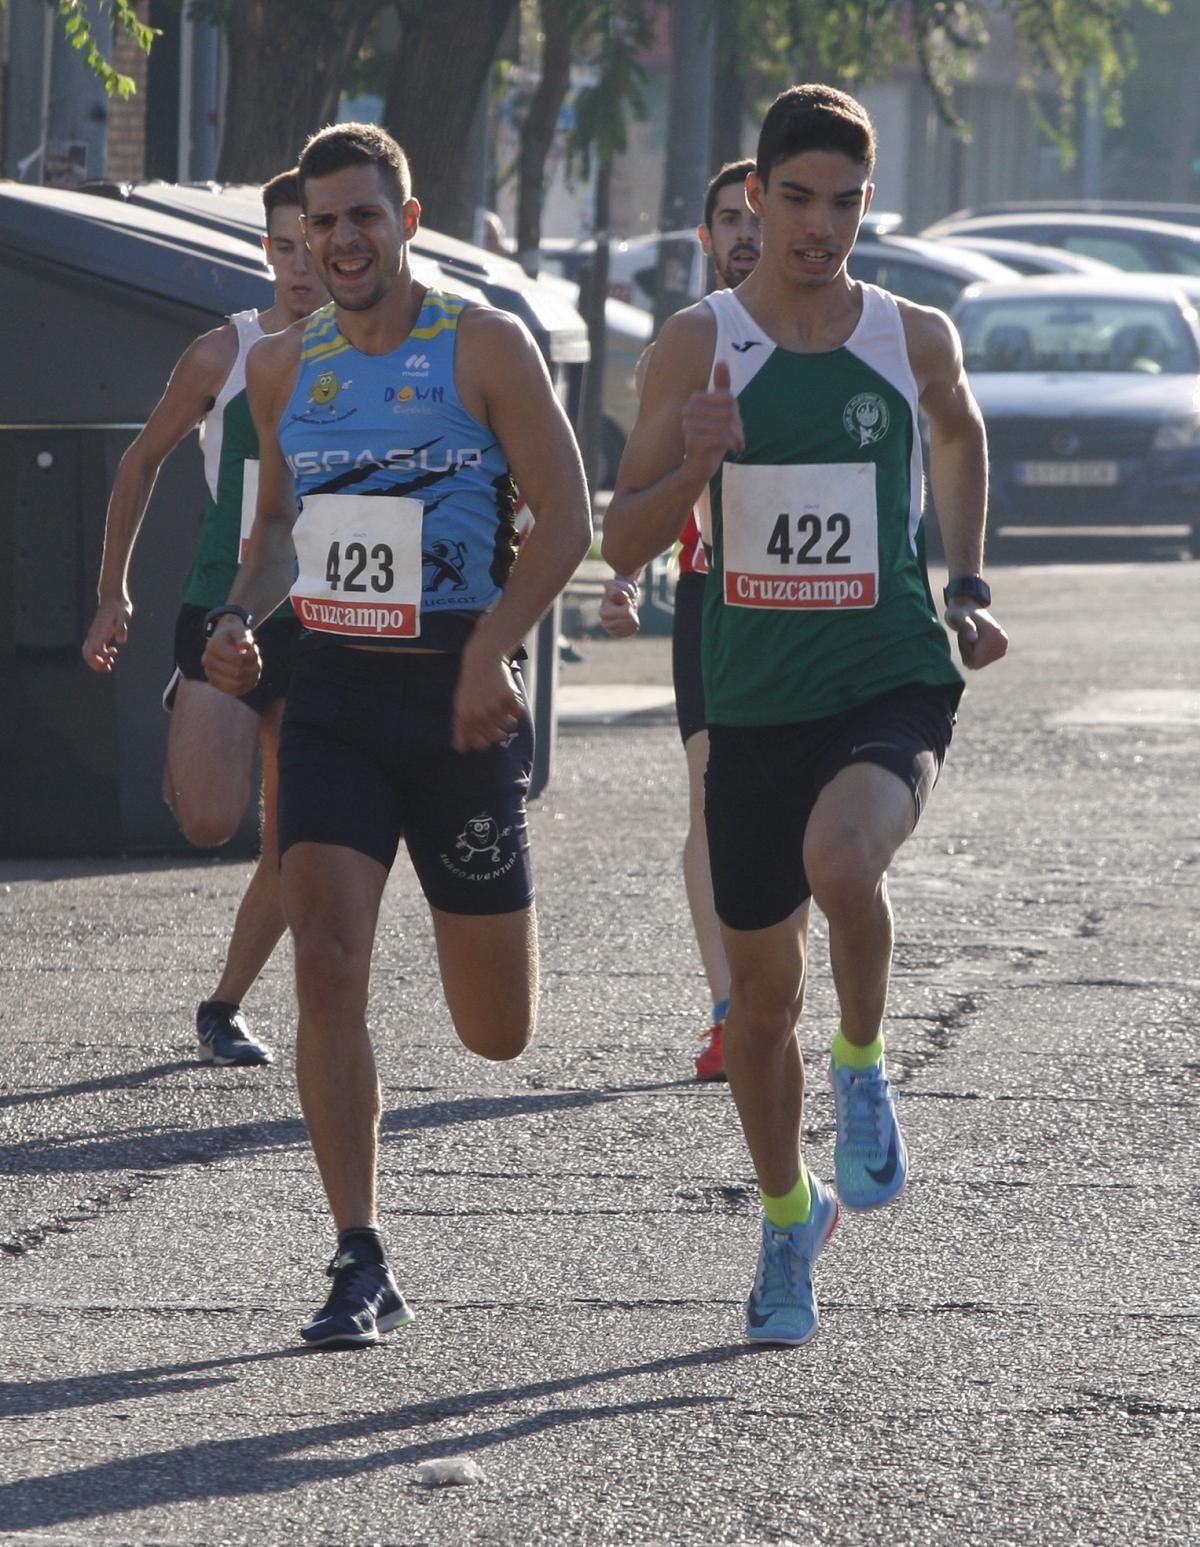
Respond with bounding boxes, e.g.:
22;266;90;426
287;447;485;475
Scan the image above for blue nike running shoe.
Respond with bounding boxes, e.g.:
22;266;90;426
744;1175;839;1346
831;1055;908;1211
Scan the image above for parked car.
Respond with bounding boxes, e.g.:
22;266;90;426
89;180;590;368
540;231;706;314
535;271;653;483
952;275;1200;552
921;211;1200;276
847;232;1019;311
545;208;905;302
941;200;1200;230
929;234;1118;277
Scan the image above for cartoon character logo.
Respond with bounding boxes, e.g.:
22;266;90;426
423;538;468;592
842;392;890;447
456;814;512;864
310;370;340;407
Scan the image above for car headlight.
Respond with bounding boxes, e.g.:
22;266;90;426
1153;414;1200;449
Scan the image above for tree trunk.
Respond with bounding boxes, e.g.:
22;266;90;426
709;0;745;173
577;160;611;499
384;0;518;240
653;0;715;331
216;1;385;184
514;0;577;273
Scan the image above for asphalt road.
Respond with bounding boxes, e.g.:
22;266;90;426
1;560;1197;1546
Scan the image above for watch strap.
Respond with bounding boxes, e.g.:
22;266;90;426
943;575;990;607
202;604;253;637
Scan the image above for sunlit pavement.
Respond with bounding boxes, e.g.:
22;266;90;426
0;559;1196;1547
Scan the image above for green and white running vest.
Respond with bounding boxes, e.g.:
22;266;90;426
180;309;293;617
701;284;960;725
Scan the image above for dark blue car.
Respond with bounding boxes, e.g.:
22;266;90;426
952;275;1200;556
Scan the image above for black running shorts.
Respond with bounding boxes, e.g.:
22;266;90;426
277;646;535;916
705;681;962;932
168;603;301;716
671;571;707;745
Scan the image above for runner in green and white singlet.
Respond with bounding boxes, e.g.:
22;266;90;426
82;170;327;1067
605;84;1008;1349
701;281;962;727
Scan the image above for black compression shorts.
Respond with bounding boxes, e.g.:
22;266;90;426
705;681;962;931
277;646;535;916
168;603;301;716
671;571;707;745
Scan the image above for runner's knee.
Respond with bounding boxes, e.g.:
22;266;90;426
291;920;374;1001
805;824;886;914
167;785;248;848
727;992;799;1050
454;1009;535;1062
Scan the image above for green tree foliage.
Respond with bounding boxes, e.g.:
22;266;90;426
710;0;1162;161
566;0;655;177
0;0;159;98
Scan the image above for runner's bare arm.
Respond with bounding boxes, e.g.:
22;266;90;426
81;324;238;673
202;328;302;697
904;302;1008;671
602;305;735;576
454;306;592;750
597;343;657;638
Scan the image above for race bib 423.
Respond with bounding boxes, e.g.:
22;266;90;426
291;492;423;638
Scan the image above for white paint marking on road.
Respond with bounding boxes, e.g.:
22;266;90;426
557;684;675;723
1052;691;1200;727
994;525;1189;539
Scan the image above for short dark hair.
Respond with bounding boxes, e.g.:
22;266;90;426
261;168;301;225
297;122;412;211
703;159;756;232
756;84;876;182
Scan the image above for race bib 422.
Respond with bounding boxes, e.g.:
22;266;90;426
721;462;879;610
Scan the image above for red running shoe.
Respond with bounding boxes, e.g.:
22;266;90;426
695;1019;727;1082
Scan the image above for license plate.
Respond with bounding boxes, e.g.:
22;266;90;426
1015;460;1119;487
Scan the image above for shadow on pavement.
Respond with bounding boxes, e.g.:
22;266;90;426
0;1083;691;1182
0;1342;756;1530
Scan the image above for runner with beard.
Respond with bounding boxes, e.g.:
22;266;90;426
203;123;591;1348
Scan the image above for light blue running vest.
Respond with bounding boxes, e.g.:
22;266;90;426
279;290;519;650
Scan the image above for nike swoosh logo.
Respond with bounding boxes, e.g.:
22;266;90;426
865;1132;898;1186
746;1304;772;1328
849;740;898;756
731;340;762;352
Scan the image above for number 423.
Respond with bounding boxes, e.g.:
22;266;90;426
325;540;396;593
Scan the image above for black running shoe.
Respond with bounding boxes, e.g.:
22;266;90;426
300;1250;415;1348
196;1000;273;1066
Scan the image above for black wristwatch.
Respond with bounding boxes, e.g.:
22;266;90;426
943;575;991;608
202;604;253;638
